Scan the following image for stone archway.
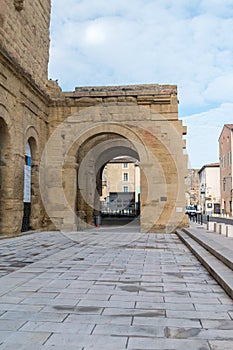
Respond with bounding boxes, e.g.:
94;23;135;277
40;101;188;233
21;129;42;231
75;133;141;229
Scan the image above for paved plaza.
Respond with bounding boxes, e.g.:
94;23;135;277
0;224;233;349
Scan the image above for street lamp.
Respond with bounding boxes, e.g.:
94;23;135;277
200;183;206;214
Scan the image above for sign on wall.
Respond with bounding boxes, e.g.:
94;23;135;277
23;142;31;203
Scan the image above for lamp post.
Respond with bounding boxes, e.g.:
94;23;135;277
200;183;205;214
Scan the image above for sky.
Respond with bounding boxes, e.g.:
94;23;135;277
48;0;233;169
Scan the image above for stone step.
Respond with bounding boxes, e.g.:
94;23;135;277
176;230;233;299
182;227;233;271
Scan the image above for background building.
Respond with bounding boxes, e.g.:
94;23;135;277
219;124;233;216
101;157;140;215
185;169;200;206
198;163;220;215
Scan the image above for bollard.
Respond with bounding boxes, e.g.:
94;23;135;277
228;226;233;237
219;224;222;235
226;226;229;237
214;222;217;232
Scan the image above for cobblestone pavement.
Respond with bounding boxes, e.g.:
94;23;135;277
0;229;233;349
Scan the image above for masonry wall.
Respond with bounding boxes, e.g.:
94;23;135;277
0;0;51;235
0;0;51;88
0;53;50;235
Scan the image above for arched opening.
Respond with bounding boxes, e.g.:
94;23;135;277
0;118;11;235
100;155;140;227
21;137;38;232
21;141;32;232
75;132;142;230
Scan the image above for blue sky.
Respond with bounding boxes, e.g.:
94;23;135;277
48;0;233;169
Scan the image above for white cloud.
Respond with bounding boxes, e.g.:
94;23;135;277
49;1;233;109
84;21;107;46
204;73;233;102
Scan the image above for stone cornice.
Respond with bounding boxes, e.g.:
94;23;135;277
73;84;177;98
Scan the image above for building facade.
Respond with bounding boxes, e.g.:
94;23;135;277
198;163;220;215
101;157;140;215
219;124;233;216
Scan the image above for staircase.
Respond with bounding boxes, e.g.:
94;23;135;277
176;225;233;299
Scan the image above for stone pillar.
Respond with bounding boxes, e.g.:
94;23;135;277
5;151;25;234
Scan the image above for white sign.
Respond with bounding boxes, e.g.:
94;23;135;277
23;165;31;203
176;207;183;213
23;142;31;203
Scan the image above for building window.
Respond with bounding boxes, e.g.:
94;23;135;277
123;163;128;168
228;151;232;166
123;186;128;192
123;173;128;181
222;156;225;169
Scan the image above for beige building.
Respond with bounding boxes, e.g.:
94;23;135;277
101;157;140;215
198;163;220;215
219;124;233;216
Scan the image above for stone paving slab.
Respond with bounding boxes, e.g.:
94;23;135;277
0;230;233;349
209;340;233;350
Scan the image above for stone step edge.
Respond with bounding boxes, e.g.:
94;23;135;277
182;227;233;271
176;230;233;299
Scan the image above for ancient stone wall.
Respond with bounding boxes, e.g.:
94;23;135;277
0;45;49;235
0;0;51;89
